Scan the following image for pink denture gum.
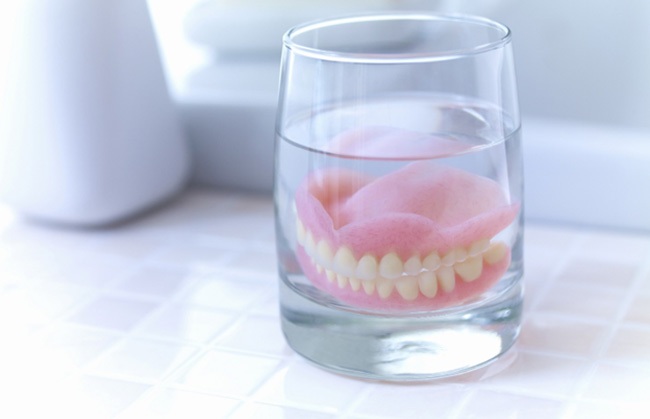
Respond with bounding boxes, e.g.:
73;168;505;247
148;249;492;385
294;127;519;311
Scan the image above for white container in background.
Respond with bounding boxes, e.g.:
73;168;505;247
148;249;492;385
0;0;190;226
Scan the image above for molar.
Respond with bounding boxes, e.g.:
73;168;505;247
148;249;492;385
455;255;483;282
469;238;490;256
483;242;508;265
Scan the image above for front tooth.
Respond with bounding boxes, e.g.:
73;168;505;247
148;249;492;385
349;277;361;291
418;271;438;298
423;251;441;271
334;247;357;277
305;231;316;256
316;240;334;268
325;270;336;282
337;275;348;288
296;218;306;245
377;278;394;299
404;255;422;275
395;276;419;301
437;266;456;292
469;239;490;256
356;254;378;280
362;280;375;295
379;253;403;280
454;255;483;282
483;242;508;265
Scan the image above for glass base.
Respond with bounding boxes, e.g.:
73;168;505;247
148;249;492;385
280;279;523;382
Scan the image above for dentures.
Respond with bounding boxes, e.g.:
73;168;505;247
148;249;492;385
294;161;519;311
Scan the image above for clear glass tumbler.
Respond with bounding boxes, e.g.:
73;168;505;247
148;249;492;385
274;13;523;381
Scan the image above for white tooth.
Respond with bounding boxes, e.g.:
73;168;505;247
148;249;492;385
362;280;375;295
349;277;362;291
454;255;483;282
377;278;394;299
305;231;316;256
379;253;403;280
337;275;349;289
469;238;490;256
334;247;357;277
441;247;468;266
437;266;456;292
316;264;323;274
395;276;419;301
483;242;508;265
356;254;378;280
316;240;333;268
325;270;336;282
418;271;438;298
404;255;422;275
296;218;306;245
423;251;441;271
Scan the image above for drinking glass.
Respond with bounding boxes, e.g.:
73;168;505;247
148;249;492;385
274;13;523;381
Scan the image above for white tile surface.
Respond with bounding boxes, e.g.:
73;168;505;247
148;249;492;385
137;304;236;343
519;314;608;357
229;402;336;419
580;363;650;404
478;350;591;399
86;338;199;382
119;388;241;419
176;275;272;312
1;190;650;418
110;266;193;298
349;383;468;418
67;295;160;331
171;349;281;398
252;360;368;414
215;314;292;357
458;389;566;419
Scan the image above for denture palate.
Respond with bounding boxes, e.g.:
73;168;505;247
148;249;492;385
296;217;508;301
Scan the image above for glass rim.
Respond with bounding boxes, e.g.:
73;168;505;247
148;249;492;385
283;12;512;64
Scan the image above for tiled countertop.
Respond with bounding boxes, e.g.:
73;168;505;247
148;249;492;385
1;188;649;418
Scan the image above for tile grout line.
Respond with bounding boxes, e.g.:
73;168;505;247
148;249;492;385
524;231;586;314
570;239;650;405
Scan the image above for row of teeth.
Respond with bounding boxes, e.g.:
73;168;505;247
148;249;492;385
296;218;508;301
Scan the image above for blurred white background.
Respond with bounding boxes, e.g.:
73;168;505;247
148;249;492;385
0;1;646;229
149;0;650;128
148;0;650;231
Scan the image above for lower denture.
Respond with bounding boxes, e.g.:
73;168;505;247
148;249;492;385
294;160;519;311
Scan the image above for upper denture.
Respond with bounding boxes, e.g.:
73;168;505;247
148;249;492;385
296;161;518;261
